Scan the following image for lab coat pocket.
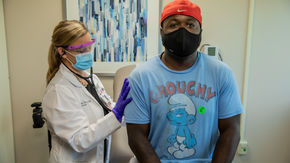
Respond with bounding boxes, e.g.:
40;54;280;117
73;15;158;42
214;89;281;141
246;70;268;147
81;104;96;124
82;98;104;124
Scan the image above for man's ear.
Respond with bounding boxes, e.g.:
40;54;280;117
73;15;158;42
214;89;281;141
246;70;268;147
160;26;163;34
160;27;166;38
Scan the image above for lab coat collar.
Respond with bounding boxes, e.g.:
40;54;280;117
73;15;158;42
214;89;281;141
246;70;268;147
59;63;84;88
59;64;102;111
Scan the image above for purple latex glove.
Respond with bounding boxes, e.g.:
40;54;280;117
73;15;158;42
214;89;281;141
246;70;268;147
112;78;132;122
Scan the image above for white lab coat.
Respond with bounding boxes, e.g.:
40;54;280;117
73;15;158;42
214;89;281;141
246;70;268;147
42;64;121;163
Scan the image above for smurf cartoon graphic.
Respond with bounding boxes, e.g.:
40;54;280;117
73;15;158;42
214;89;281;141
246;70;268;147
167;94;197;159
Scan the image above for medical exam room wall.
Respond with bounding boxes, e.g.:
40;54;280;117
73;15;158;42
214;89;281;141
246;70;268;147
0;0;15;162
234;0;290;162
3;0;290;163
3;0;63;162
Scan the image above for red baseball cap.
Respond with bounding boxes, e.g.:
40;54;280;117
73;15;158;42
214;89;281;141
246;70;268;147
160;0;202;27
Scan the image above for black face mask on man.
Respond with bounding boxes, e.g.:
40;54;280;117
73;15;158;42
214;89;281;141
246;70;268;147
162;28;201;58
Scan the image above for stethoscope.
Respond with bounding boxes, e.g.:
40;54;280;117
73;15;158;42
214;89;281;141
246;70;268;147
60;57;111;114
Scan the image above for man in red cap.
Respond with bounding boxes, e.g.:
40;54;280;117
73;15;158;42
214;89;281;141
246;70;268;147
124;0;243;162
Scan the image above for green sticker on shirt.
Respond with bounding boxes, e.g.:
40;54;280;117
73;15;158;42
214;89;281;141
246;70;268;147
198;106;206;114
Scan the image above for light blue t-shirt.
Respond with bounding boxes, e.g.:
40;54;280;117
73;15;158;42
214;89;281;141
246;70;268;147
124;52;243;162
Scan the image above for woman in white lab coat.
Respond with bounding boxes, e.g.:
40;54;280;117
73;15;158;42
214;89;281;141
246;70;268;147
42;20;132;163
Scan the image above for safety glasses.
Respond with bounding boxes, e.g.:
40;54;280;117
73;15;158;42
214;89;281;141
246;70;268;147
66;38;96;53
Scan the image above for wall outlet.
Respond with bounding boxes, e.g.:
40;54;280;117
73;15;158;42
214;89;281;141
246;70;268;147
238;141;248;155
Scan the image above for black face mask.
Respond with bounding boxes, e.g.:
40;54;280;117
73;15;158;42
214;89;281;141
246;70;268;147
162;28;201;58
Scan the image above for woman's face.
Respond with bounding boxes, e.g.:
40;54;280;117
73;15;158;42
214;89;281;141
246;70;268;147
60;32;92;65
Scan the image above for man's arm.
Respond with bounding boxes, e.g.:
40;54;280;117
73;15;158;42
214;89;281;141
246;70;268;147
126;123;161;163
212;114;241;163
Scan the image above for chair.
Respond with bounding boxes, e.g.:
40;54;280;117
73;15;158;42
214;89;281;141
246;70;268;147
110;65;136;163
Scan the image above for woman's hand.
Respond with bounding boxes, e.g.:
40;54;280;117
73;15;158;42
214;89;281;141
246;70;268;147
112;78;132;122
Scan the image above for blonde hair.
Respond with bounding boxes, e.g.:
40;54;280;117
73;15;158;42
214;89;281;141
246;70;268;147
46;20;88;85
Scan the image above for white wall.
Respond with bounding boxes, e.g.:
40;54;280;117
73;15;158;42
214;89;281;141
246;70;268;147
4;0;63;162
0;0;15;162
234;0;290;162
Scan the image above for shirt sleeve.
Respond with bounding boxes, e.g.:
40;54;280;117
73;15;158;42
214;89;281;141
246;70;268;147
218;68;244;119
124;72;150;124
